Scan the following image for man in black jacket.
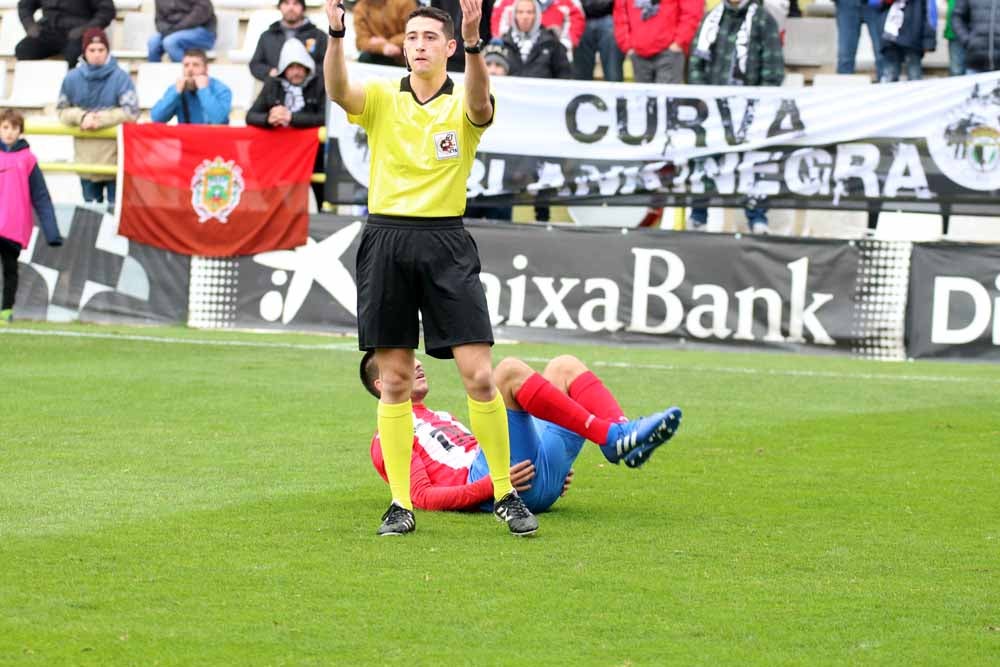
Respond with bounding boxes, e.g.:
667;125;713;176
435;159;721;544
573;0;622;81
249;0;328;82
247;38;326;207
952;0;1000;72
15;0;115;66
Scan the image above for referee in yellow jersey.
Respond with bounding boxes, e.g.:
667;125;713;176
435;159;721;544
324;0;538;536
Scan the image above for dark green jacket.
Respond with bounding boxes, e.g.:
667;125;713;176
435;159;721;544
688;1;784;87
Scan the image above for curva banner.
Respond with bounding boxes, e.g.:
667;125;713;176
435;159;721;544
907;242;1000;360
325;65;1000;217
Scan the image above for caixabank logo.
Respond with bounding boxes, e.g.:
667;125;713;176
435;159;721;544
927;81;1000;191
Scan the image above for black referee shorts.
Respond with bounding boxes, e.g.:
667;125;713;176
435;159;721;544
355;215;494;360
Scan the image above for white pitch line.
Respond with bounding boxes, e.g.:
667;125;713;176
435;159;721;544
3;328;995;385
0;327;357;352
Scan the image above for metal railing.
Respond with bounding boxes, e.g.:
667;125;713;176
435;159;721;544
23;121;327;182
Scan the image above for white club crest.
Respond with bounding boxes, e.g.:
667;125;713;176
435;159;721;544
190;156;245;223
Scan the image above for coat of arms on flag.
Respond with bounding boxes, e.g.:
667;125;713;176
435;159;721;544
191;157;245;223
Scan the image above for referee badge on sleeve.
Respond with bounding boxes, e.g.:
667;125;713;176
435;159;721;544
434;130;460;160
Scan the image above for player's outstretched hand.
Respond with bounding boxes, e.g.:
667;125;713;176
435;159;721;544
325;0;345;32
560;469;574;497
510;459;535;492
459;0;482;43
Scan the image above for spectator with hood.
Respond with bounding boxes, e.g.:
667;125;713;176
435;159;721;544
148;0;217;63
57;28;138;208
498;0;572;78
247;39;327;207
613;0;703;83
15;0;115;67
492;0;585;57
250;0;328;81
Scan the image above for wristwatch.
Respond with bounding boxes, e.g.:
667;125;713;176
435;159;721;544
464;38;486;54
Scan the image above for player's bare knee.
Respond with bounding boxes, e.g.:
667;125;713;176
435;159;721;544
543;354;586;387
495;357;532;395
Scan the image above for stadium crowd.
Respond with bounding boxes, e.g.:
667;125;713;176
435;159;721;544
0;0;998;229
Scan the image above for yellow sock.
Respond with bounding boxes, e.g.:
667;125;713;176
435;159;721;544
378;399;414;511
467;392;513;501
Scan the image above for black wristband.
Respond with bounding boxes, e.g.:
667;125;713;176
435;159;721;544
464;38;486;54
328;4;346;37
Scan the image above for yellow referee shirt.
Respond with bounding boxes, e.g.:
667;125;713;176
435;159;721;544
347;76;493;218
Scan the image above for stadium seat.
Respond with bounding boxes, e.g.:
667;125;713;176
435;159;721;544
0;0;16;9
113;11;156;60
874;212;943;241
135;62;179;109
228;9;281;63
41;172;84;205
783;17;836;67
946;216;1000;242
209;11;242;58
113;0;143;8
0;10;26;57
0;59;67;107
782;72;805;88
803;0;835;16
214;0;277;7
0;58;6;99
25;133;74;163
208;64;258;110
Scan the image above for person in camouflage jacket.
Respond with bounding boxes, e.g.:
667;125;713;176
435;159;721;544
687;0;784;234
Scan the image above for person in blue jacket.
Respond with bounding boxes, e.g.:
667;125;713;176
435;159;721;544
150;49;232;124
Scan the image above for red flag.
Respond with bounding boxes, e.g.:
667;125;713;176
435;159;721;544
118;124;317;256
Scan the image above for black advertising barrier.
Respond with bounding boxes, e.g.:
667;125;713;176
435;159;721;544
907;242;1000;360
325;69;1000;217
187;216;911;360
14;205;190;325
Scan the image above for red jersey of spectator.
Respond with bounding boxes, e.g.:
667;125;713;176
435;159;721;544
370;404;493;511
491;0;586;48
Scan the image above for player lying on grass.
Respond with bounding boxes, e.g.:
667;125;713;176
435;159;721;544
360;352;682;517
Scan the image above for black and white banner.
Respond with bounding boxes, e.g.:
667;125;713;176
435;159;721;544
326;65;1000;216
907;242;1000;360
187;216;910;360
14;205;189;325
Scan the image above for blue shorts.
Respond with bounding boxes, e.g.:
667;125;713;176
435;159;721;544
468;409;586;513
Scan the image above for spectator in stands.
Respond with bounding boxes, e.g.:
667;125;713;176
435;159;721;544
491;0;583;62
57;29;138;209
247;39;326;207
250;0;328;82
148;0;217;63
688;0;783;234
951;0;1000;73
15;0;115;67
353;0;416;67
833;0;887;79
879;0;936;81
944;0;966;75
574;0;623;81
499;0;572;78
150;49;232;124
433;0;495;72
0;108;62;325
613;0;702;84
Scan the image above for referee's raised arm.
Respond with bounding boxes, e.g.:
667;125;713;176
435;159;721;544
459;0;493;126
324;0;366;115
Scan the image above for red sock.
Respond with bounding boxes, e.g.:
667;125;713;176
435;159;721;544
568;371;626;423
515;372;613;444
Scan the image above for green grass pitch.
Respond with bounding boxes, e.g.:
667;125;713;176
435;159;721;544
2;322;999;665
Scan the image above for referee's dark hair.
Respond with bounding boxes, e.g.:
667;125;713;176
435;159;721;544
359;350;381;399
406;6;455;40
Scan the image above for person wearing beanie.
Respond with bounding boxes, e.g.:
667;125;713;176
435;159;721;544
148;0;217;62
15;0;116;67
687;0;784;235
483;40;513;75
57;28;138;209
247;39;327;207
249;0;328;82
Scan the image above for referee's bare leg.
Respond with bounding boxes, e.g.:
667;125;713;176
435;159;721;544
454;343;539;535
